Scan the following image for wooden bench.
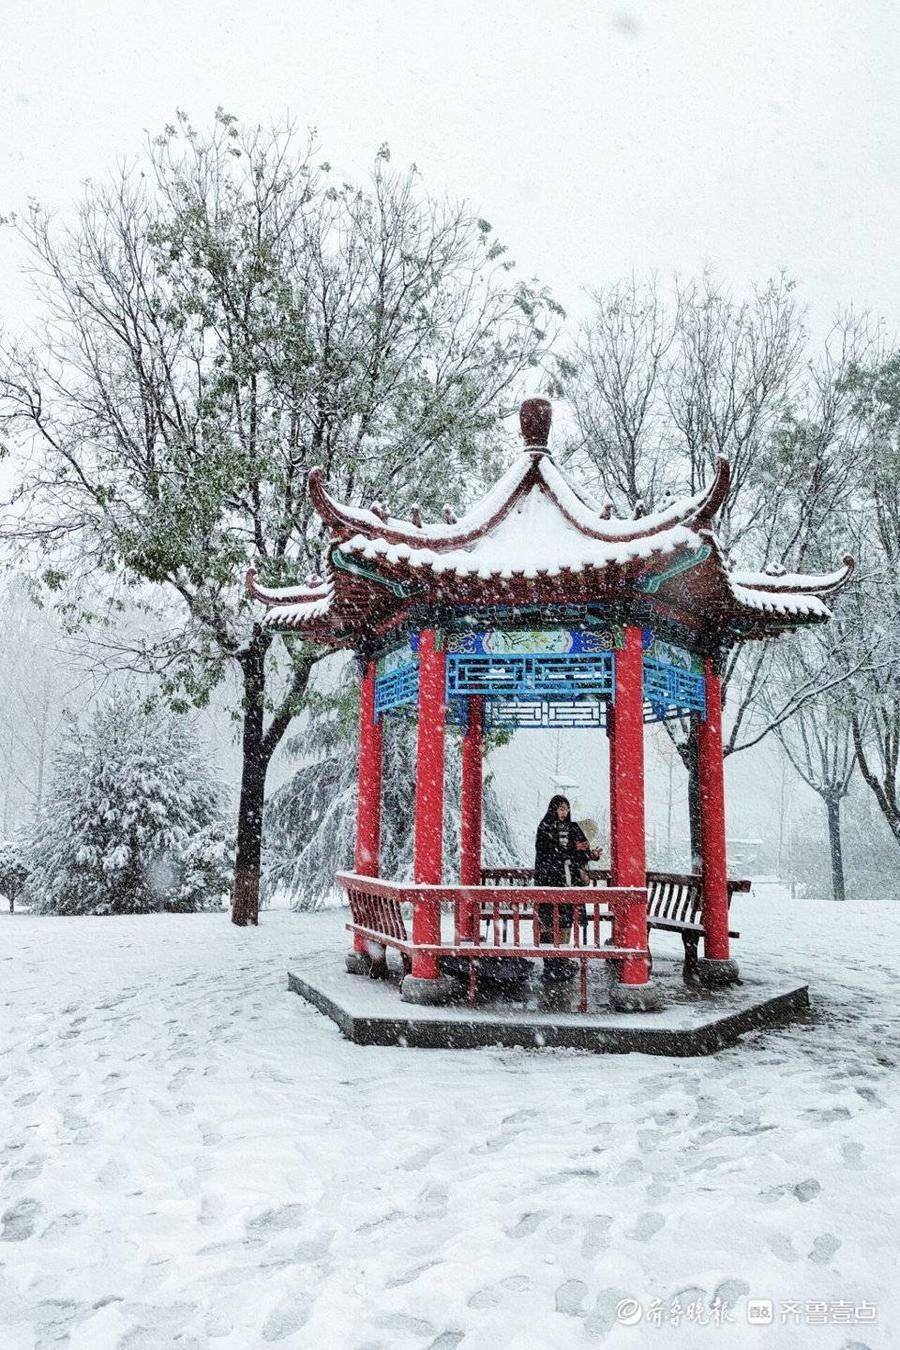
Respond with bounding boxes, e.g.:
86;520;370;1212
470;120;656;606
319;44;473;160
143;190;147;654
480;867;751;981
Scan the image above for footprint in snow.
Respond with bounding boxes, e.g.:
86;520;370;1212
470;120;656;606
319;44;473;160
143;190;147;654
501;1275;530;1292
355;1208;403;1234
375;1313;435;1336
505;1211;548;1239
855;1086;887;1106
261;1294;312;1342
808;1232;841;1263
584;1286;633;1340
405;1144;442;1170
765;1232;799;1262
31;1297;86;1338
1;1197;41;1241
555;1278;588;1317
9;1154;44;1182
245;1203;307;1237
581;1214;613;1258
712;1278;750;1308
612;1157;645;1185
294;1230;334;1263
467;1284;503;1309
470;1132;516;1154
761;1178;821;1204
545;1213;579;1243
416;1185;448;1219
626;1211;665;1242
840;1140;864;1168
204;1306;232;1338
386;1258;440;1288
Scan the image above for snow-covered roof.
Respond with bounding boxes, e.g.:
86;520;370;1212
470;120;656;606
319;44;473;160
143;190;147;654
246;399;854;645
338;487;702;580
306;442;730;549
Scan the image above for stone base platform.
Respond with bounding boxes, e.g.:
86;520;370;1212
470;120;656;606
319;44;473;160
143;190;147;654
287;952;809;1056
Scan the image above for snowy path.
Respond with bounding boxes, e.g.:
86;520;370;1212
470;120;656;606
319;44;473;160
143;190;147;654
1;895;899;1349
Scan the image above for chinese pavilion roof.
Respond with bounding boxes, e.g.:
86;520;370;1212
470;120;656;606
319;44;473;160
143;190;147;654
247;399;854;649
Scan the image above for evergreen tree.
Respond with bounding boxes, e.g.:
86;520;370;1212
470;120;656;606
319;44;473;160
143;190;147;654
25;693;232;915
0;836;28;912
262;682;517;909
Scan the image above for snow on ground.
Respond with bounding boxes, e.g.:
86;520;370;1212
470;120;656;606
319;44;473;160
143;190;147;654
2;893;899;1350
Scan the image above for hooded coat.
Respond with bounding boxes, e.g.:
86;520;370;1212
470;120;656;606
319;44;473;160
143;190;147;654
534;797;590;888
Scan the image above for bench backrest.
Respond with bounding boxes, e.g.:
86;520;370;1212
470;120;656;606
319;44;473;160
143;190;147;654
645;873;703;924
480;867;748;926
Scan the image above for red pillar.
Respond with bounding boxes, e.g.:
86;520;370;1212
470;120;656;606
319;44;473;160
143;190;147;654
352;659;383;957
412;629;445;978
459;694;483;939
355;659;382;877
698;658;732;967
607;705;618;883
610;626;649;984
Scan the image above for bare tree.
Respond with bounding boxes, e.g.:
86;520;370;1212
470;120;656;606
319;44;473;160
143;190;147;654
665;272;805;544
0;582;98;827
567;276;677;507
567;278;872;865
765;632;856;901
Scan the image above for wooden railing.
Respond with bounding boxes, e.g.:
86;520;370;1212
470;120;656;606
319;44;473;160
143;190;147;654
335;871;649;1011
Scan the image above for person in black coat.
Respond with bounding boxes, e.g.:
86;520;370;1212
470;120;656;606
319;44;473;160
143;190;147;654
534;795;599;955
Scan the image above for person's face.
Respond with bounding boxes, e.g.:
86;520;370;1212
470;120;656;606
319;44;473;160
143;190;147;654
556;802;569;820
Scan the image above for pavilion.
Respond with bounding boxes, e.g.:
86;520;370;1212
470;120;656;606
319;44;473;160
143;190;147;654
249;400;852;1013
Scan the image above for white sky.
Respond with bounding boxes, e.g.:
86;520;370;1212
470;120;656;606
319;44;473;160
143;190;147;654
2;0;900;340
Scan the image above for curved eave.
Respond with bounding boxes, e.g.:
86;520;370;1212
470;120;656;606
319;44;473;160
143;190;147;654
726;583;832;624
258;597;355;644
306;454;731;551
245;568;331;608
651;533;851;636
729;554;855;597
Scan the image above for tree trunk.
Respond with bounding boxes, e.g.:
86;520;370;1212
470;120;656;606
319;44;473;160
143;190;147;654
231;638;269;927
672;718;703;871
851;712;900;847
230;634;315;927
825;794;846;903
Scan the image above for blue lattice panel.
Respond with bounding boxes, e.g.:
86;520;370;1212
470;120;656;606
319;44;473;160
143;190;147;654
642;658;706;721
484;697;608;730
374;662;419;719
446;651;615;700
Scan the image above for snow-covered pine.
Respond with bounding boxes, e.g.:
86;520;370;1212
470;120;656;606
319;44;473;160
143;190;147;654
24;693;233;915
262;694;518;909
0;835;28;911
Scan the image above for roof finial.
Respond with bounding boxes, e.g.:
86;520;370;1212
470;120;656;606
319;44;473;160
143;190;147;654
520;397;552;451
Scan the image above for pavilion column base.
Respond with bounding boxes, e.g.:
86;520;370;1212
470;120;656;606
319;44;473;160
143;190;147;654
345;949;387;978
609;980;664;1013
697;957;741;988
400;973;456;1006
